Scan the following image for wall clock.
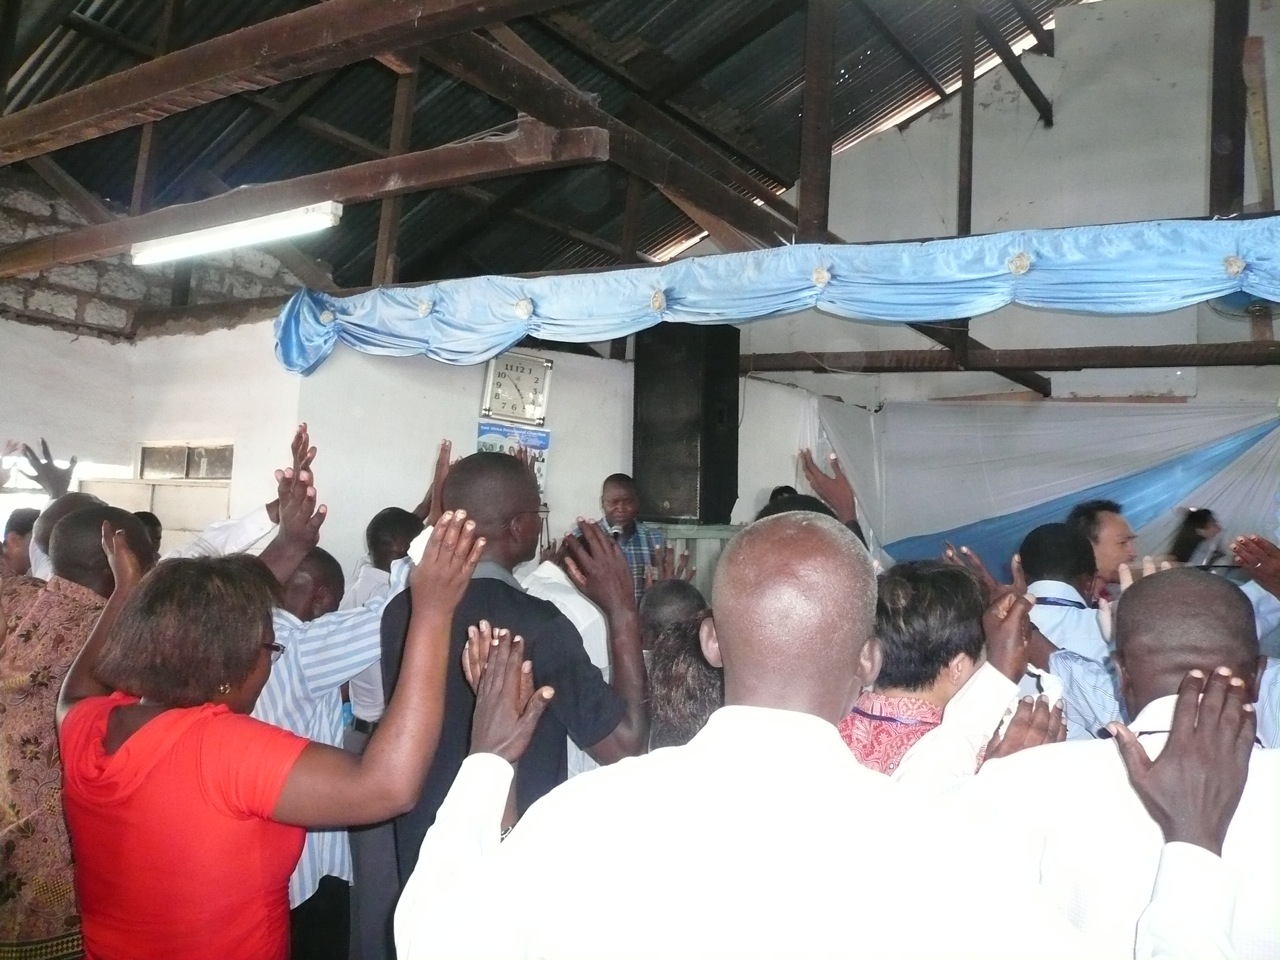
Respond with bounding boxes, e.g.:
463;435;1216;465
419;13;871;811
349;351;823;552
480;351;553;425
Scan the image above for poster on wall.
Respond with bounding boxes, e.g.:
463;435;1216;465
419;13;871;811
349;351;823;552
476;421;550;498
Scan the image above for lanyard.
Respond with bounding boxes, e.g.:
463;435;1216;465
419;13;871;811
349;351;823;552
1034;596;1088;610
849;705;935;726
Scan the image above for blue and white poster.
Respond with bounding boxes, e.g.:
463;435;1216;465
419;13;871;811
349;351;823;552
476;421;550;497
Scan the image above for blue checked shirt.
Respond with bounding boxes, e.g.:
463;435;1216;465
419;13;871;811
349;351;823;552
1041;649;1125;739
253;558;411;907
606;520;664;606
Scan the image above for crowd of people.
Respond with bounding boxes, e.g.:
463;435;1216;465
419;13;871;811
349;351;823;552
0;425;1277;960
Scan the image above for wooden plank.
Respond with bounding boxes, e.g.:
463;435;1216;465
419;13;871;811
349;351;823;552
797;0;837;242
372;69;418;286
1243;36;1274;212
129;0;182;216
975;11;1053;126
421;32;797;248
741;342;1280;373
0;0;589;165
26;156;116;224
1209;0;1249;216
0;120;609;277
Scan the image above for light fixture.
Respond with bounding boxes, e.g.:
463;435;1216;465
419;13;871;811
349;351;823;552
130;201;343;265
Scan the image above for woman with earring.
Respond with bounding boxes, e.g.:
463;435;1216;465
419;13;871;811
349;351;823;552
55;511;485;960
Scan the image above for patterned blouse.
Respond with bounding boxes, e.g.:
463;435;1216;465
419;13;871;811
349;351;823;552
1;574;105;959
838;691;943;775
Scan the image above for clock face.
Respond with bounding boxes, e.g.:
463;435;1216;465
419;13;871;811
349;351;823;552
482;353;552;424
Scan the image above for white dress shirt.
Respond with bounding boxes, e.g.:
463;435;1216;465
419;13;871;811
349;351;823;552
964;694;1276;960
517;560;609;778
1027;579;1110;663
1258;658;1279;749
340;560;395;723
1240;579;1280;640
254;558;410;906
162;504;277;560
396;705;1235;960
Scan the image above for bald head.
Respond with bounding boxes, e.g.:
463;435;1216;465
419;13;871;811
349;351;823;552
33;492;105;555
1114;568;1260;714
707;512;879;723
50;505;157;597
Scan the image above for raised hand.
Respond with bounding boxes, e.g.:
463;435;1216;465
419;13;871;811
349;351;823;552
563;519;635;617
982;589;1036;682
22;438;76;497
799;448;856;523
645;542;695;588
101;521;144;597
462;620;507;694
0;439;18;488
276;467;326;549
1110;667;1256;855
267;424;316;524
468;630;554;763
415;439;454;524
411;509;486;617
943;543;1005;602
984;695;1066;761
1234;535;1280;598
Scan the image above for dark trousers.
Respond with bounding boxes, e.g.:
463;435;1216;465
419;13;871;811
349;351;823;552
290;875;350;960
343;726;400;960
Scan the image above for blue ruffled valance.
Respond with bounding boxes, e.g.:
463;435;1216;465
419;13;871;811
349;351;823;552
275;217;1280;374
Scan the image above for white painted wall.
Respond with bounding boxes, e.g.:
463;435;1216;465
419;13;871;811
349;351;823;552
295;344;634;573
733;377;817;523
744;0;1277;404
127;321;302;518
1;319;134;466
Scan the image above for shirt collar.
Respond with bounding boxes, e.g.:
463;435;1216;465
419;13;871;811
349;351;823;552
46;574;107;609
693;705;852;761
1128;695;1177;734
472;560;523;592
1027;580;1089;606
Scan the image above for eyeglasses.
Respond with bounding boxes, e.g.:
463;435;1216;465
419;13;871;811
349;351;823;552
263;642;286;663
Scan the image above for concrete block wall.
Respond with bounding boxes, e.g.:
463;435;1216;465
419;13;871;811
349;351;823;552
0;170;304;333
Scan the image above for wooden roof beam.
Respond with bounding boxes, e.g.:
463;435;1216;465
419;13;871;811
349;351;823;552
975;10;1053;126
850;0;948;100
420;32;797;248
742;342;1280;373
0;119;609;277
0;0;589;165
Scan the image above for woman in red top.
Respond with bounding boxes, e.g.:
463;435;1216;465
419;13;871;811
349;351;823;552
55;510;485;960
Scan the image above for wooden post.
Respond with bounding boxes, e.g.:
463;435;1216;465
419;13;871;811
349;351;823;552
797;0;836;242
372;70;418;286
130;0;181;216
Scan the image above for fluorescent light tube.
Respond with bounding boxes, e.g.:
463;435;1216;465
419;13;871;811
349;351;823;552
130;201;342;265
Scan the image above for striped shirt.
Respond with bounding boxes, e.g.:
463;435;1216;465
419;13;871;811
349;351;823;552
253;558;411;907
1259;658;1279;749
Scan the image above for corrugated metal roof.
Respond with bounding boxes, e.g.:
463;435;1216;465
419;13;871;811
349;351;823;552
5;0;1071;292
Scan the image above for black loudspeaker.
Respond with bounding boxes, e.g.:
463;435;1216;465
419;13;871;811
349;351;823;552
633;322;739;524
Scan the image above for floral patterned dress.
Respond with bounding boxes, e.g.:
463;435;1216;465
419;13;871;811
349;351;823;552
1;575;104;960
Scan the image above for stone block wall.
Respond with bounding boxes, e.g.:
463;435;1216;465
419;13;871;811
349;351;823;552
0;170;305;334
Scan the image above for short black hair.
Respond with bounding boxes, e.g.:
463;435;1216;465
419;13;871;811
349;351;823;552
299;546;345;599
768;485;800;502
365;507;424;564
442;452;538;529
94;555;281;707
1066;499;1123;544
4;507;39;538
639;579;707;647
133;510;162;543
648;616;723;748
49;506;154;588
602;473;637;492
32;492;105;553
753;494;836;522
1018;523;1097;585
873;561;986;691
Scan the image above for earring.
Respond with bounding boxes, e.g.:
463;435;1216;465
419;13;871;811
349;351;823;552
217;682;231;696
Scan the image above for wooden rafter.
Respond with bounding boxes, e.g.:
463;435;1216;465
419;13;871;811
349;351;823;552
850;0;947;99
975;10;1053;126
0;120;609;278
371;69;418;286
420;32;797;247
742;343;1280;373
0;0;589;165
797;0;837;242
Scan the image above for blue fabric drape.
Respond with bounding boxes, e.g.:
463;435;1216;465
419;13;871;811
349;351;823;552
275;218;1280;374
882;418;1280;565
